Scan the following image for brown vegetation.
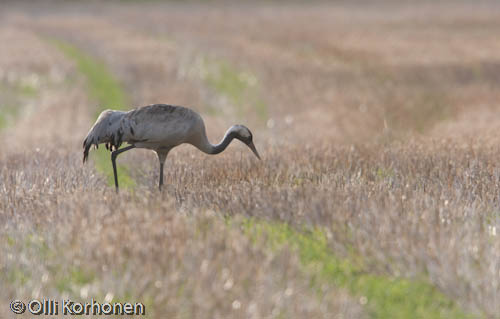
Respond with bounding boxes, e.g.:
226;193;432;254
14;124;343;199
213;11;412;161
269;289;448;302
1;1;500;318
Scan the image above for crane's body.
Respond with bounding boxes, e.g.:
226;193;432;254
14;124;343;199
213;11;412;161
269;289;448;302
83;104;260;191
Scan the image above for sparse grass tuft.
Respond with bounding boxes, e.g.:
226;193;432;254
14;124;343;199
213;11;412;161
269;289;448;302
242;219;471;319
56;267;95;293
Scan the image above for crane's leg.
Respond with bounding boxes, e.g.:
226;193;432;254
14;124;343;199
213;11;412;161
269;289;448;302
156;150;169;191
111;145;135;192
159;162;164;191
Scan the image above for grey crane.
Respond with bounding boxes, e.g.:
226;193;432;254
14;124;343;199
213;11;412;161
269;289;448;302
83;104;261;191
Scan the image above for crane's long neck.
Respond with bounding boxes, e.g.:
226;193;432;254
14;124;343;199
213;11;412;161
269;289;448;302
198;127;236;155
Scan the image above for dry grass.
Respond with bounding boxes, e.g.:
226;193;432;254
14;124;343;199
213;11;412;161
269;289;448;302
1;1;500;318
0;151;364;319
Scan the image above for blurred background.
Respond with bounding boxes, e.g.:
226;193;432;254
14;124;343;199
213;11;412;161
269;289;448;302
1;1;500;318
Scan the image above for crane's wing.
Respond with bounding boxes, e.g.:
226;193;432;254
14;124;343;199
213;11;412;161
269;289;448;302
122;104;202;146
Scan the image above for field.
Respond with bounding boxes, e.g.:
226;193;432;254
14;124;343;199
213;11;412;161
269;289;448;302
1;1;500;318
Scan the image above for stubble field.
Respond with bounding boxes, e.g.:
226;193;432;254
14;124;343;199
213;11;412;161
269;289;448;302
1;1;500;318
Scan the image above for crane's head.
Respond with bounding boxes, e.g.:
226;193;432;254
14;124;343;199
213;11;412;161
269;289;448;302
231;125;261;160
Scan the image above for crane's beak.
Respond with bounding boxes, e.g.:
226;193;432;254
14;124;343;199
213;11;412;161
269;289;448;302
248;141;261;160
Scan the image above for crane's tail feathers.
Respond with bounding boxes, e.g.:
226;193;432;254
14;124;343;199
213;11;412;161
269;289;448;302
83;142;91;163
82;137;98;163
82;109;125;163
83;137;123;163
83;138;92;163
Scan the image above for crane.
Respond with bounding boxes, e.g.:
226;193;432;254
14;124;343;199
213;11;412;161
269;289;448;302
83;104;261;191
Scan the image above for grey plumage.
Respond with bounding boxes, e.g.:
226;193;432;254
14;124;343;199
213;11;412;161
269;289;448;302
83;104;261;191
